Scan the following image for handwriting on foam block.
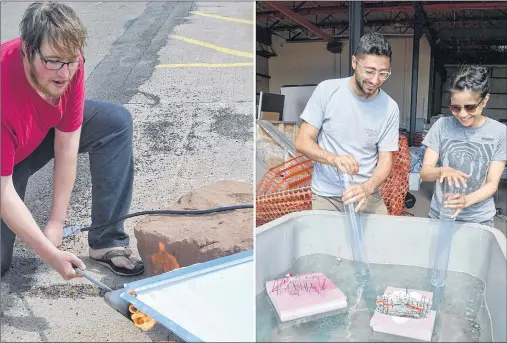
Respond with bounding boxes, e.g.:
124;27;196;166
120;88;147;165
270;273;336;296
266;272;348;322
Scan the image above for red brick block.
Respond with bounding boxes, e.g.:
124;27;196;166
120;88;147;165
134;180;253;276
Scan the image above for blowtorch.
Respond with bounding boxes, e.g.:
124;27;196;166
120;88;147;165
74;267;131;319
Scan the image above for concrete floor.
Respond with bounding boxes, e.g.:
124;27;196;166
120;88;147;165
407;179;507;237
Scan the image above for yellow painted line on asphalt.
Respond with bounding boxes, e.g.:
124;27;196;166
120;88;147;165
157;62;253;68
170;35;253;58
190;11;254;24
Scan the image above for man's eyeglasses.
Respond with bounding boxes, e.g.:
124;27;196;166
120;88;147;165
356;60;391;81
448;98;484;115
37;50;85;71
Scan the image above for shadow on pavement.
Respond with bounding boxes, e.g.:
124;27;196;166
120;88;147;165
0;313;49;334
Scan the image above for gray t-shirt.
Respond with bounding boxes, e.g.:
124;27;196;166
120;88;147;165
422;116;507;223
300;77;400;197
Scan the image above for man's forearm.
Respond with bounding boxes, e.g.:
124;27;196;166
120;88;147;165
296;137;334;165
49;153;77;225
1;186;57;261
363;157;392;193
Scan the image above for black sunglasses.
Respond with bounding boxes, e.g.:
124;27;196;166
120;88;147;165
448;97;485;114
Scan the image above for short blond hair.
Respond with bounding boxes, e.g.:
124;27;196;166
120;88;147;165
20;1;87;60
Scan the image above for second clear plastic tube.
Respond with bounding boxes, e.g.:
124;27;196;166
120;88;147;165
431;180;461;288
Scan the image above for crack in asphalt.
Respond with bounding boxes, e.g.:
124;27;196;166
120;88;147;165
18;292;49;342
138;90;161;106
85;1;194;104
10;284;105;299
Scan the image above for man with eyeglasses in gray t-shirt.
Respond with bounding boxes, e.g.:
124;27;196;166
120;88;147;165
295;33;400;214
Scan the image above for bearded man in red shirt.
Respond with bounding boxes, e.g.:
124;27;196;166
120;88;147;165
1;2;144;279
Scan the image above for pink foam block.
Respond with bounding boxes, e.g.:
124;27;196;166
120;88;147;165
266;272;348;322
370;286;436;342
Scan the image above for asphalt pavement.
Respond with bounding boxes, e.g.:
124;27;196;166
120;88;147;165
0;2;253;341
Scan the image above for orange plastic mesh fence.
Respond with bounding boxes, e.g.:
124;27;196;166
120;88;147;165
379;134;411;216
256;155;314;196
255;136;411;226
256;187;313;227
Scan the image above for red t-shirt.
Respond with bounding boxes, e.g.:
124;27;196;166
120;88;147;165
1;37;84;176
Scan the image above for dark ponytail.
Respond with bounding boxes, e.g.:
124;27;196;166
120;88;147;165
448;65;489;98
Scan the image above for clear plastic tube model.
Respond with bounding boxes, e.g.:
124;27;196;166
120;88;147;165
340;172;370;277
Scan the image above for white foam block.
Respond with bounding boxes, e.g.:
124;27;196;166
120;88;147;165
266;272;347;322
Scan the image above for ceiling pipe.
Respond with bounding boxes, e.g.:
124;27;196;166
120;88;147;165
262;1;335;43
258;1;507;20
282;34;416;43
258;5;409;19
422;1;507;10
271;15;507;32
299;1;345;8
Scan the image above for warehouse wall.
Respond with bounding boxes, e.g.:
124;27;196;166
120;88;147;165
440;66;507;123
264;35;431;129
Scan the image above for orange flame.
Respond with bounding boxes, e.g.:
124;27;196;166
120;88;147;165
150;242;180;274
127;242;179;330
129;304;157;331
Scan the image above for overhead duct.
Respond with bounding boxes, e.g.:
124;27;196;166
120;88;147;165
326;41;342;53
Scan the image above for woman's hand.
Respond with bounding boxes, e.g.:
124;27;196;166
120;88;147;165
443;193;470;218
440;167;469;188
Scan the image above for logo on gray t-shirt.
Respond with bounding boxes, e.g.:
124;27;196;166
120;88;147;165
441;138;492;192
